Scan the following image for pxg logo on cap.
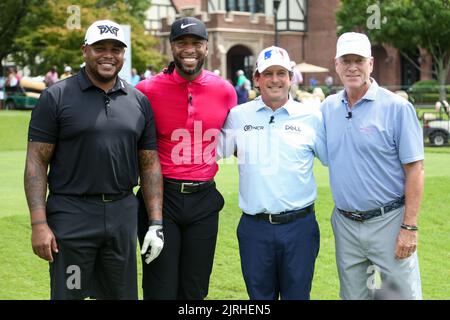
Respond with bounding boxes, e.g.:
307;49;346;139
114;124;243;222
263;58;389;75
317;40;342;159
256;46;292;73
170;17;208;42
335;32;371;59
84;20;127;47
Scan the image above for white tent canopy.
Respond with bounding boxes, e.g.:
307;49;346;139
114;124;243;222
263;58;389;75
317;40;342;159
295;62;329;73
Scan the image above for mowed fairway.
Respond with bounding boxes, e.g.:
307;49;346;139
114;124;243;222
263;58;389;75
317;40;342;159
0;110;449;299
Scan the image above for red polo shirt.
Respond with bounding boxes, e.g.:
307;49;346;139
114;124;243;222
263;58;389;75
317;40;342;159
136;69;237;181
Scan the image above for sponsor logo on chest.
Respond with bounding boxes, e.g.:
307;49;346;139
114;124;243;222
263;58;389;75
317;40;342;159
285;125;302;132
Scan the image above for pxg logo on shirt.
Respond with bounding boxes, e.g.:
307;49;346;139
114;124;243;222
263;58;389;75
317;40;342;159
285;125;302;132
244;125;264;131
97;25;119;36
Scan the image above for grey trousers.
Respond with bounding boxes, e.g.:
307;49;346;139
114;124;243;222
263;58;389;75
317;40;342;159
331;206;422;300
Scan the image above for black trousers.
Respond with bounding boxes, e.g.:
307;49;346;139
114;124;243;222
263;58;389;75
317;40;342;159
137;182;224;300
46;194;138;300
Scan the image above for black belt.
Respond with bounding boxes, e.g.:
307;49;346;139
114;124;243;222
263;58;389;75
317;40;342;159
163;178;214;194
243;204;314;225
50;191;133;202
338;196;405;222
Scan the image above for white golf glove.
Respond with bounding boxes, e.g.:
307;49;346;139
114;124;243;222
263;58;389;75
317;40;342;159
141;225;164;264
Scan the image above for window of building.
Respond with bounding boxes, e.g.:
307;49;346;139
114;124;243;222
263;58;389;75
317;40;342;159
145;0;177;34
226;0;265;13
277;0;307;32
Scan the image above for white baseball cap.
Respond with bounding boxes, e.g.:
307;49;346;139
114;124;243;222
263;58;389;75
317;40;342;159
335;32;371;58
255;46;292;73
84;20;127;47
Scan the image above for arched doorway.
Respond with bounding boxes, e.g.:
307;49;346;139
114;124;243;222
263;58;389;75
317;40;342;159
227;45;254;86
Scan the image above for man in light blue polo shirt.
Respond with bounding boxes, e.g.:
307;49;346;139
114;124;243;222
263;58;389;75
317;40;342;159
218;46;327;300
321;32;424;299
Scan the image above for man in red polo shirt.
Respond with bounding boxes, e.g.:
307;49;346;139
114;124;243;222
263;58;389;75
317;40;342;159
135;16;237;300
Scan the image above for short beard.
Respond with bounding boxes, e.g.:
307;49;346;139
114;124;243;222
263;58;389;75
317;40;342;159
85;62;121;84
92;72;116;83
174;57;204;76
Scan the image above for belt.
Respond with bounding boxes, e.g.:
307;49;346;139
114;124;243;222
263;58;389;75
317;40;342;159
243;204;314;225
80;191;133;202
338;196;405;222
163;178;214;194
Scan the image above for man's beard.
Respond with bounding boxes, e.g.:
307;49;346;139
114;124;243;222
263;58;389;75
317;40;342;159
91;71;117;83
85;61;122;83
173;56;204;75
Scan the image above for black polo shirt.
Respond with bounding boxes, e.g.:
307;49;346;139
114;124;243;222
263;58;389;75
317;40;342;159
28;68;156;195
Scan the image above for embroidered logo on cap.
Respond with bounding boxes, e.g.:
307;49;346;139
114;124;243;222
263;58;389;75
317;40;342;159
181;23;197;29
265;49;286;60
97;25;119;36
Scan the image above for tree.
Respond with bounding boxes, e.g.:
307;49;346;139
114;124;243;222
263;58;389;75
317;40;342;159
336;0;450;100
0;0;38;74
10;0;167;76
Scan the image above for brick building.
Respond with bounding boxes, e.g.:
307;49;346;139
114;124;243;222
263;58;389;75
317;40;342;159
148;0;433;88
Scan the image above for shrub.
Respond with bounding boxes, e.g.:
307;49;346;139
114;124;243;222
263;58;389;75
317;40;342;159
409;80;450;104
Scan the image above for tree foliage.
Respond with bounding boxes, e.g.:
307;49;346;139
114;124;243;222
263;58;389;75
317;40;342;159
9;0;167;76
336;0;450;99
0;0;38;74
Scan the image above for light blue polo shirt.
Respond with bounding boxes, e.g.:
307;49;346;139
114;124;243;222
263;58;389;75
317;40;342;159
320;79;424;211
218;96;328;215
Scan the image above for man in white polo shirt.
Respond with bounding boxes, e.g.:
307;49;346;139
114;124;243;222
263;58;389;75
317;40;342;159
218;46;327;300
321;32;424;299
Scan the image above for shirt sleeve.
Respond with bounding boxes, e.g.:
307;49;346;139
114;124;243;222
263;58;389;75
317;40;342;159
138;95;157;150
217;111;236;160
395;102;424;164
28;89;58;144
135;79;146;94
312;109;329;166
226;81;238;110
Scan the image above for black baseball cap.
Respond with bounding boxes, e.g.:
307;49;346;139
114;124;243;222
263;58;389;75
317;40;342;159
169;17;208;42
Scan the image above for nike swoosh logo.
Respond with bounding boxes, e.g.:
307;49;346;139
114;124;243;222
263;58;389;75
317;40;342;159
181;23;197;29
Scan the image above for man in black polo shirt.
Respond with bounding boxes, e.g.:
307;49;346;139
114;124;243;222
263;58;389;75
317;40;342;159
24;20;163;300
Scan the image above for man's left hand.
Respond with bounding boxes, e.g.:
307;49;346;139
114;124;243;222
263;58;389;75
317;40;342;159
141;225;164;264
395;228;418;260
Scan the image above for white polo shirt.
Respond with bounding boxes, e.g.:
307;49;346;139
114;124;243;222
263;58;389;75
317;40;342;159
218;96;328;214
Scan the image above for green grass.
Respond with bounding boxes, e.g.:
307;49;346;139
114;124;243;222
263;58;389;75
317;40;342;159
0;111;30;151
0;110;449;300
